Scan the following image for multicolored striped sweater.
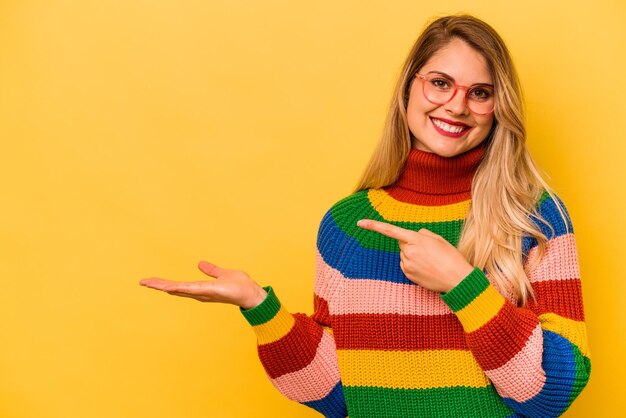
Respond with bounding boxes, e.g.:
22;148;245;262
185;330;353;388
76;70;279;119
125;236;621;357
241;146;591;417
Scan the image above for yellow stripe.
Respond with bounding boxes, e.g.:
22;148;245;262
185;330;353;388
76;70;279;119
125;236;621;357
368;189;471;223
455;286;505;333
337;349;490;390
539;313;590;357
252;305;295;345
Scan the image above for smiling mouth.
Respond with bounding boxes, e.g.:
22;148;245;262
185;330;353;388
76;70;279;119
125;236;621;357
430;117;471;137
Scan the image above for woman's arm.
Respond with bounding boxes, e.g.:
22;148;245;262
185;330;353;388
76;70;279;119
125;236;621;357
239;252;347;417
358;193;591;417
439;194;591;417
139;211;349;418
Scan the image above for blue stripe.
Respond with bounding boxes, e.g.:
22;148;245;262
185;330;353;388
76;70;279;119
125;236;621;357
521;235;537;259
503;330;580;417
317;211;412;284
524;194;573;255
303;381;348;418
534;194;573;238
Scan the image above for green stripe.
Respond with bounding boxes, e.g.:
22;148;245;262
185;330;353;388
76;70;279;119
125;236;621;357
331;191;465;250
440;268;490;312
566;347;591;409
537;190;551;207
240;286;280;326
343;385;513;418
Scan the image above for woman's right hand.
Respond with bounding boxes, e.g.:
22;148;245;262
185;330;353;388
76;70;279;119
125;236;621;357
139;261;268;310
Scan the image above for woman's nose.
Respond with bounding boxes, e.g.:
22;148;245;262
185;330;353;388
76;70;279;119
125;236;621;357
444;89;470;116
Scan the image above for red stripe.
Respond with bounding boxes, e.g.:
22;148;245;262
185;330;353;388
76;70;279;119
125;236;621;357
467;302;538;370
528;279;585;321
312;294;331;326
332;313;467;350
384;187;471;206
258;314;324;379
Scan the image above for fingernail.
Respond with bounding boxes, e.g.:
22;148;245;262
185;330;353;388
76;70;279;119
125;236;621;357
357;220;366;227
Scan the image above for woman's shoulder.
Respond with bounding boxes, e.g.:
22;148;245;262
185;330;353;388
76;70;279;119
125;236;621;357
521;190;576;258
327;189;372;213
522;190;575;257
532;190;574;237
316;189;377;238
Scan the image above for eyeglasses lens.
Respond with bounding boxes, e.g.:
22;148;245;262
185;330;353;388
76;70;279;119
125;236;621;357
422;75;494;115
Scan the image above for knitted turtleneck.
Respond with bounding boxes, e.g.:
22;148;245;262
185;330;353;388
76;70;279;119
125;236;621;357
385;144;485;205
241;144;590;418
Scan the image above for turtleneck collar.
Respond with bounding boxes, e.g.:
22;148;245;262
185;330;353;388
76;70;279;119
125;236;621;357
384;145;486;206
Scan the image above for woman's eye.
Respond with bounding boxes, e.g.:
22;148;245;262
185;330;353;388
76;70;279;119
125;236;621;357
469;87;493;101
430;78;451;90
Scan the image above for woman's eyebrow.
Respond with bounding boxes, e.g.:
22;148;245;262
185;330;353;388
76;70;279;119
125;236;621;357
425;70;494;87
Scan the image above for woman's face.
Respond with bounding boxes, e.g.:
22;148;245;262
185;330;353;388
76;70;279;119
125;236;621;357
406;38;495;157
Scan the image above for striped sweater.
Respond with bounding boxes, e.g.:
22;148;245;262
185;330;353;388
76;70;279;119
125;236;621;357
241;146;591;417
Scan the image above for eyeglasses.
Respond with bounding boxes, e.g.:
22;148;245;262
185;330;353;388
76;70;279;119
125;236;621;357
415;73;495;115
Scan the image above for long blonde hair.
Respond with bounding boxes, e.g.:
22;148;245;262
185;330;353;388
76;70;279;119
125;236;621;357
356;15;561;306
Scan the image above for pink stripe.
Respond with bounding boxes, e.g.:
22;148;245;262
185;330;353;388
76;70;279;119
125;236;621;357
316;250;454;315
314;251;346;302
269;330;341;402
485;324;546;401
316;251;518;312
527;234;580;283
337;278;452;315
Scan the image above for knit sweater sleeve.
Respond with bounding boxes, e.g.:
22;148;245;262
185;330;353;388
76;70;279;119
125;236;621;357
240;208;348;418
440;193;591;417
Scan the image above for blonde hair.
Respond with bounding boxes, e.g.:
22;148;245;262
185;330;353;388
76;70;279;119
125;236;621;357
356;15;562;306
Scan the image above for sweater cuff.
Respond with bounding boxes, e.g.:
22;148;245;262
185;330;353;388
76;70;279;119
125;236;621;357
240;286;279;325
240;286;296;344
440;267;506;333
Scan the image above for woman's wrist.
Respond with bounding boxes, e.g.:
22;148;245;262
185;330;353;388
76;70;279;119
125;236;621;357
442;262;475;293
241;285;268;310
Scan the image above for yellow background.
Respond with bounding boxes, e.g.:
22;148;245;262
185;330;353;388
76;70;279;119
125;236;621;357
1;1;623;417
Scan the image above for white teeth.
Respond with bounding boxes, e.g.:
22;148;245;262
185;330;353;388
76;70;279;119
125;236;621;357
432;118;466;134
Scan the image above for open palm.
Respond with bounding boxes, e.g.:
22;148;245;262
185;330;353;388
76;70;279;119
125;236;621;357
139;261;267;310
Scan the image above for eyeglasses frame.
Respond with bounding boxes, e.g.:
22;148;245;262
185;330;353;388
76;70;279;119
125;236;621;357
415;73;495;116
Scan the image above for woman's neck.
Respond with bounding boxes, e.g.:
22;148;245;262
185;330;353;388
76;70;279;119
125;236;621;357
384;145;486;206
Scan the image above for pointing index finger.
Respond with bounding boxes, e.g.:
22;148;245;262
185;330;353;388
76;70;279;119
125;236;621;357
357;219;414;242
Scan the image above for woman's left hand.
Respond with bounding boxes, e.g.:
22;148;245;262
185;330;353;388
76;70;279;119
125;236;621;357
357;219;474;293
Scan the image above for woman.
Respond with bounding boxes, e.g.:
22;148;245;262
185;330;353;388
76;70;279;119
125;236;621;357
140;15;591;417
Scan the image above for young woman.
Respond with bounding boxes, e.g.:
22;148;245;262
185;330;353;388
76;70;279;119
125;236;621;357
140;15;591;417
